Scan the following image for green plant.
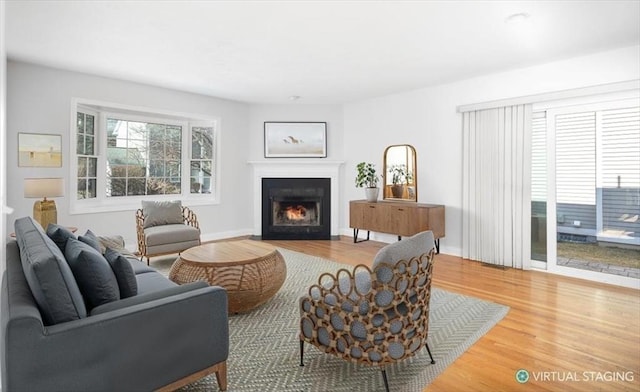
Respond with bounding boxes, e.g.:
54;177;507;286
388;164;412;185
355;162;379;188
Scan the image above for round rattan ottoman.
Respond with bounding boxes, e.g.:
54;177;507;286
169;240;286;313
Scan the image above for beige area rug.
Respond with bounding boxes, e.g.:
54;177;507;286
151;248;509;392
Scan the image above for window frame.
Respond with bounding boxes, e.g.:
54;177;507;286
188;123;216;195
531;93;640;287
102;111;187;198
76;106;99;200
69;98;221;215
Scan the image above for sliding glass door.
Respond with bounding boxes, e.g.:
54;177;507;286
531;112;547;264
531;97;640;287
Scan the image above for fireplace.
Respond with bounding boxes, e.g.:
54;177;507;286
262;178;331;240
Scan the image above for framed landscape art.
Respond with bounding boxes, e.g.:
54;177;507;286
264;122;327;158
18;133;62;167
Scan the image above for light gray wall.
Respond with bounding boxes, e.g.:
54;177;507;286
248;103;346;229
248;104;344;160
6;45;639;257
344;45;640;256
0;5;5;389
6;61;252;247
1;1;7;269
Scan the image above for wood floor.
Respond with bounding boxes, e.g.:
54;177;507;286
263;236;640;392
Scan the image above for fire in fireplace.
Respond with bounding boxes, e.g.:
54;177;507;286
262;178;330;240
274;202;320;226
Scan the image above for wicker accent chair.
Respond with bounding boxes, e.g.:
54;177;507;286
135;200;201;265
299;231;436;392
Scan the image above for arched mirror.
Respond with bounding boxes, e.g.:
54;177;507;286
383;144;417;201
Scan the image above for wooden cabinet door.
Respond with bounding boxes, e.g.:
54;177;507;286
362;203;386;232
349;201;365;229
387;205;413;236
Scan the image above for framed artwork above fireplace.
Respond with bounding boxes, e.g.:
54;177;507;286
264;122;327;158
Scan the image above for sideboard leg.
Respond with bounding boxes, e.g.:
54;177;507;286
354;228;371;243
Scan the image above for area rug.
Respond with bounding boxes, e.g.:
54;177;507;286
152;248;509;392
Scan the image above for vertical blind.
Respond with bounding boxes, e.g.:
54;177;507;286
555;111;596;205
462;104;532;269
600;105;640;235
601;106;640;188
531;112;547;203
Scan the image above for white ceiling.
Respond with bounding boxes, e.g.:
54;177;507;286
5;1;640;104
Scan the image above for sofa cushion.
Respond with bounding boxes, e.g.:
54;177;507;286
65;239;120;309
97;235;137;258
14;217;87;325
142;200;183;229
89;281;208;316
46;224;77;253
104;248;138;298
128;258;157;275
78;229;101;253
145;240;201;259
136;270;178;294
144;224;200;246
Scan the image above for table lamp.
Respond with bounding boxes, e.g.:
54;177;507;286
24;178;64;229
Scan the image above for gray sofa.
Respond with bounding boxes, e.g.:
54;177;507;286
1;217;229;391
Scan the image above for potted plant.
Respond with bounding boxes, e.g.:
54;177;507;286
355;162;380;202
389;164;411;198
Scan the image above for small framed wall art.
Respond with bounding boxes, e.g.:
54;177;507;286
18;133;62;167
264;122;327;158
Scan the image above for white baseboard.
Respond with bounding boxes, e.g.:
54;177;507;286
126;227;462;258
200;229;254;243
339;227;461;257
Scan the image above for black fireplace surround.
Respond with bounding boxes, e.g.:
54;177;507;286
262;177;331;240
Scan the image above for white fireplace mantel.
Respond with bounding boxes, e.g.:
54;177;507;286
248;160;345;237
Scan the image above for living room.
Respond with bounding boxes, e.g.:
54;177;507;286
1;1;639;391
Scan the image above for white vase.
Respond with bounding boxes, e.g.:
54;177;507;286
364;187;379;202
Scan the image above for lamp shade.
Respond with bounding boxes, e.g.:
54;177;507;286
24;178;64;199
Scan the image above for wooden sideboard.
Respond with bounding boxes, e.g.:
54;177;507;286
349;200;445;252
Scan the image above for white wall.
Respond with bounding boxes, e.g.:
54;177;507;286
344;45;640;256
6;61;252;247
6;45;639;256
1;3;6;389
248;103;346;232
1;0;7;270
248;104;344;160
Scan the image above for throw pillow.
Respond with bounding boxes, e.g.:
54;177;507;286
46;224;77;253
15;217;87;325
98;235;137;258
103;247;138;298
65;238;120;309
142;200;183;229
78;229;101;253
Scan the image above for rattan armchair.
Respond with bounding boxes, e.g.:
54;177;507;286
299;231;436;392
135;201;201;265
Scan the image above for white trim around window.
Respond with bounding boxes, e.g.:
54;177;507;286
69;98;221;214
